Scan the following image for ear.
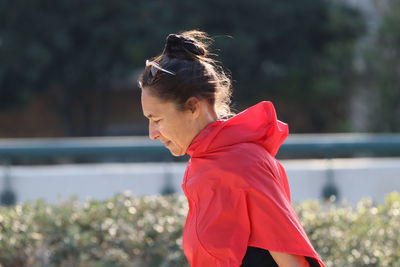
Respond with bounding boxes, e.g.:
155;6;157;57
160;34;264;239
185;97;201;118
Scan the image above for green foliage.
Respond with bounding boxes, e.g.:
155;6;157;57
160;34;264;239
0;1;142;96
368;0;400;132
0;192;399;267
297;192;400;266
206;0;365;132
0;0;364;134
0;1;144;135
0;193;188;267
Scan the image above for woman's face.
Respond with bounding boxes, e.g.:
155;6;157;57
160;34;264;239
141;89;199;156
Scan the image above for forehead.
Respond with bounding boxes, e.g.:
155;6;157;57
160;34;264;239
141;89;176;117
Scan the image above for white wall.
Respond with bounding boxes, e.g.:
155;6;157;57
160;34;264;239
283;158;400;204
0;158;399;205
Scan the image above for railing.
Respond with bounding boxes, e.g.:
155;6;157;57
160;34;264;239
0;134;400;160
280;133;400;158
1;134;400;205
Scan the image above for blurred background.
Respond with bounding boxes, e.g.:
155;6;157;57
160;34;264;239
0;0;399;206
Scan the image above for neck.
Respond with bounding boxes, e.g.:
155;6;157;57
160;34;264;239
193;106;218;138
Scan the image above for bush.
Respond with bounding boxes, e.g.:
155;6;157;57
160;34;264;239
0;192;399;267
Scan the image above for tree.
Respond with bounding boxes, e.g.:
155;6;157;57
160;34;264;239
368;0;400;132
135;0;365;132
0;1;145;136
200;0;364;132
0;0;364;135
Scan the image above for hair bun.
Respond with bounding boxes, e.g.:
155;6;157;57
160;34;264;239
163;34;206;58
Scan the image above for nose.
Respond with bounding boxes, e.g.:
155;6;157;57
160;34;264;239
149;121;160;140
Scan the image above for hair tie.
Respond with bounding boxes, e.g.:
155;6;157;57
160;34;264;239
163;34;205;57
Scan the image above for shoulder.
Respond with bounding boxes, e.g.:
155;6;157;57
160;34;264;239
191;142;267;168
231;142;270;159
189;142;278;185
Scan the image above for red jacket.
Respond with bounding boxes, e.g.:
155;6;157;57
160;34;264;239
181;101;325;267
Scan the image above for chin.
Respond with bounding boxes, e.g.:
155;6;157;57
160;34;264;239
170;150;185;157
169;147;185;157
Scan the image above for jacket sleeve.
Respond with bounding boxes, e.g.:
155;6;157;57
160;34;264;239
192;178;251;267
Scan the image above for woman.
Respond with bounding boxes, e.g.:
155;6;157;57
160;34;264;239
139;30;325;267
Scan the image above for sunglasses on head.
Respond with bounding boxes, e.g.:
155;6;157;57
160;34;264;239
146;60;176;76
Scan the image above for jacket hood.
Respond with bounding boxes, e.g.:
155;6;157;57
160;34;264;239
186;101;289;157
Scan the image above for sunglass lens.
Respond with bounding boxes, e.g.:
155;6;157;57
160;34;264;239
150;65;157;77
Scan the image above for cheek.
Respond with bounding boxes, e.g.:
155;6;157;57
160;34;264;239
161;114;193;145
158;122;175;139
164;121;186;144
176;119;194;144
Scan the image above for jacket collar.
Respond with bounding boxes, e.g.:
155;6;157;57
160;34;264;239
186;101;288;158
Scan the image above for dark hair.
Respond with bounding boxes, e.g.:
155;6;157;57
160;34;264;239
138;30;234;119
